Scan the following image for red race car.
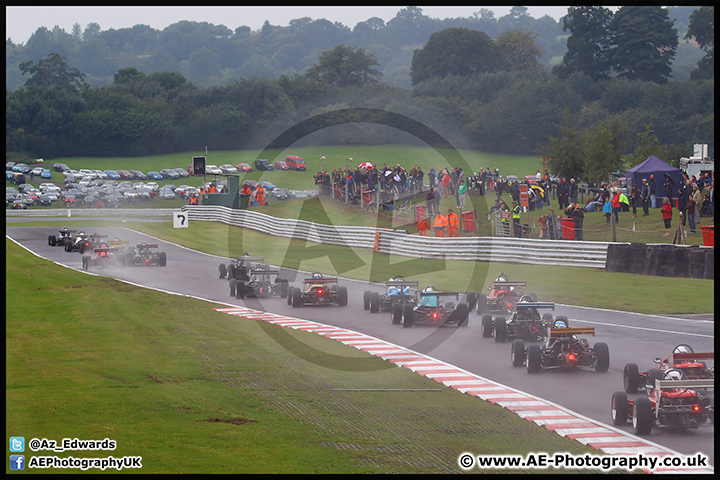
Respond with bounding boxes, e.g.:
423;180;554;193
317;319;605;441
623;344;714;393
476;273;535;315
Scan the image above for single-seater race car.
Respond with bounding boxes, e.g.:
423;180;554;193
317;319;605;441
623;344;714;394
364;276;419;314
611;365;714;435
65;232;109;254
482;295;558;342
289;272;347;308
126;243;167;267
511;319;609;373
218;252;263;281
233;264;288;299
398;286;469;328
476;273;535;315
82;239;129;270
48;226;76;247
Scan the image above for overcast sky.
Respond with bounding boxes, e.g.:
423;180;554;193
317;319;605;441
6;6;571;45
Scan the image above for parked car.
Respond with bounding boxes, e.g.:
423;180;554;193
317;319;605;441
172;167;190;178
36;194;52;206
104;170;121;180
158;187;176;200
13;163;31;174
147;171;163;180
31;167;46;176
205;165;223;175
235;163;253;173
259;181;276;191
255;158;274;171
6;162;16;171
285;155;306;171
129;170;147;180
160;168;180;180
117;170;134;180
272;188;295;201
39;168;52;179
220;164;238;174
53;163;70;172
274;160;290;170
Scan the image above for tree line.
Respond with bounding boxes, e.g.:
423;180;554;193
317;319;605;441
6;6;714;186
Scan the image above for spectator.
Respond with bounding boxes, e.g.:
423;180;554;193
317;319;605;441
546;209;555;240
426;188;436;216
692;183;702;226
565;202;587;241
687;195;696;234
441;169;450;198
618;190;630;212
428;166;436;189
677;176;689;226
611;190;621;223
557;177;569;210
649;174;657;208
538;213;548;239
603;196;612;223
457;179;467;210
641;178;650;216
569;178;578;204
661;197;673;236
543;175;552;205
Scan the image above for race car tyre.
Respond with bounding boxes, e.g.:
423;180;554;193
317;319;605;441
279;280;289;299
646;369;662;389
632;397;653;435
456;302;469;327
338;286;348;307
594;342;610;372
159;252;167;267
494;317;507;343
235;281;245;299
466;292;477;311
554;315;569;328
611;391;629;425
623;363;640;393
370;292;380;313
64;238;72;252
363;290;371;310
48;235;55;246
402;304;414;328
391;303;403;325
476;293;488;314
287;287;294;305
218;263;226;278
292;287;302;308
229;278;237;297
526;344;542;373
511;339;525;367
481;314;494;338
227;264;236;280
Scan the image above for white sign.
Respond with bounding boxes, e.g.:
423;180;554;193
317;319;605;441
173;211;188;228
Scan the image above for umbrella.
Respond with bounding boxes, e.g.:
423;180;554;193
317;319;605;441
358;162;375;169
663;172;675;186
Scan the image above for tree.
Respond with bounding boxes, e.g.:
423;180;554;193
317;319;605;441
495;30;542;71
304;44;382;87
685;6;714;80
582;115;628;184
553;6;614;81
542;109;586;180
411;28;503;85
19;53;88;90
608;6;678;84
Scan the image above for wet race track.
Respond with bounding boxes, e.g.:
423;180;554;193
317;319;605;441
7;224;714;466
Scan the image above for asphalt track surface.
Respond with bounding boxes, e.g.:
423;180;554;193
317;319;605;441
7;224;714;466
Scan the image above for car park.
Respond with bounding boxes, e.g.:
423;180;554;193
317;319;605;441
274;160;290;170
235;163;252;173
255;158;274;171
622;345;714;394
126;243;167;267
481;297;557;342
476;274;533;315
93;170;108;180
364;276;419;316
511;321;609;373
289;272;348;308
397;286;469;328
219;164;237;174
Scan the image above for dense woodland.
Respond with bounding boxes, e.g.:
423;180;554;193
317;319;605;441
5;6;714;183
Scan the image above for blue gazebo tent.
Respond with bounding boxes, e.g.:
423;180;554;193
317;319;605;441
625;155;683;207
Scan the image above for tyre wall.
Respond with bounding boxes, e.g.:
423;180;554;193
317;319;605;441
605;243;713;279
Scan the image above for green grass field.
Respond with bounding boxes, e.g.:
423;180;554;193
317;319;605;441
7;239;614;474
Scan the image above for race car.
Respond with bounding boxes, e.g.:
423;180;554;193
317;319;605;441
397;286;469;328
289;272;348;308
48;226;77;247
622;345;714;394
64;232;108;254
81;239;129;270
233;264;288;299
481;296;557;342
218;252;264;281
611;368;714;435
364;276;419;314
511;320;610;373
126;243;167;267
476;273;535;315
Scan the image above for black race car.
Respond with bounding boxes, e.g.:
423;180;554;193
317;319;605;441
233;264;288;299
364;276;419;314
289;272;347;307
481;296;558;342
65;232;109;254
397;286;469;328
218;253;264;281
511;321;609;373
126;243;167;267
48;226;77;247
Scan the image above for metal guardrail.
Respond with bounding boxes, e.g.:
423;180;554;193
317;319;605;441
8;206;613;268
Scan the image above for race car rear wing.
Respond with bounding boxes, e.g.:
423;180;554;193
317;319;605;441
136;244;159;248
93;247;121;254
491;280;527;289
249;268;281;277
516;302;555;310
108;240;129;245
420;291;459;299
549;327;595;338
653;378;714;416
669;352;714;364
234;256;265;264
303;277;339;284
385;280;419;288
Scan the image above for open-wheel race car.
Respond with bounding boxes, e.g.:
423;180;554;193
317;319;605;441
511;320;609;373
397;286;469;328
476;273;535;315
81;239;129;270
126;243;167;267
611;363;714;435
48;226;76;247
364;275;419;314
482;295;558;342
289;272;347;308
233;264;289;299
623;344;714;394
218;252;263;281
65;232;108;254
